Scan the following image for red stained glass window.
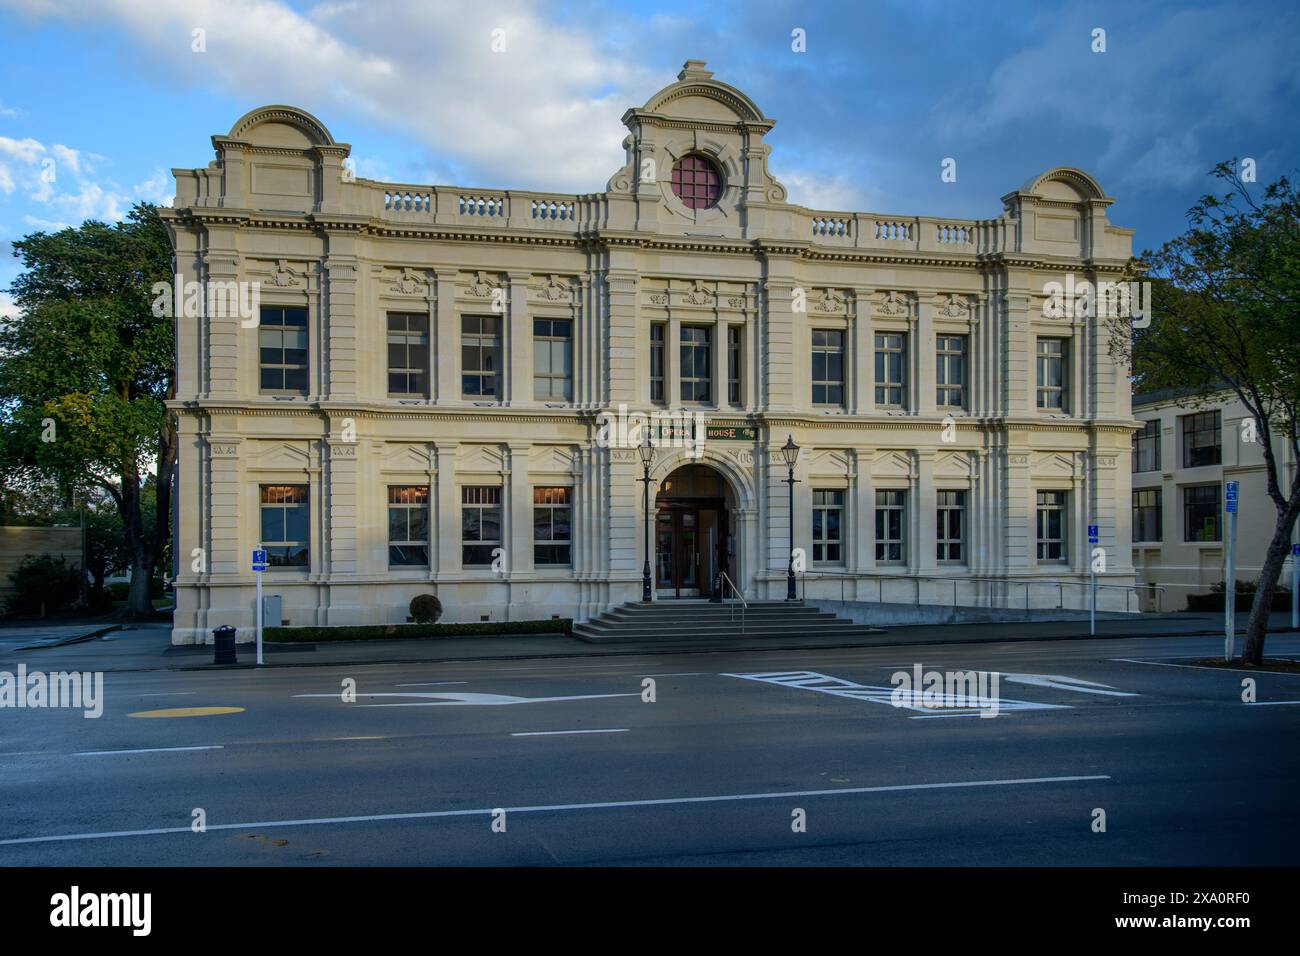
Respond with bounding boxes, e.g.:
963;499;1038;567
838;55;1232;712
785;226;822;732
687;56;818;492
670;154;722;209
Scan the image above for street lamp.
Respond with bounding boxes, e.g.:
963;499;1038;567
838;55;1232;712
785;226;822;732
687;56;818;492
780;435;800;601
638;432;657;602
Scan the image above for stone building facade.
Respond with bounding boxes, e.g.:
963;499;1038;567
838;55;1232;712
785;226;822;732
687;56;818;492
163;60;1139;643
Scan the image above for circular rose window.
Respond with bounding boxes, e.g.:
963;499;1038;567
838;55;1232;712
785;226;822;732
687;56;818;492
670;154;723;209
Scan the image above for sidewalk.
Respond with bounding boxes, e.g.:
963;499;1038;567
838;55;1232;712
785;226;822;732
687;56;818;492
1;612;1295;673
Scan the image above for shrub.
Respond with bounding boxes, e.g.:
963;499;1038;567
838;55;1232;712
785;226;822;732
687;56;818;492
107;582;130;602
1187;579;1292;612
4;555;84;617
409;593;442;624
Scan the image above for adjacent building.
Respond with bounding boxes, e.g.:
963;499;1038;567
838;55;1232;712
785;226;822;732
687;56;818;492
163;60;1139;643
1131;389;1298;610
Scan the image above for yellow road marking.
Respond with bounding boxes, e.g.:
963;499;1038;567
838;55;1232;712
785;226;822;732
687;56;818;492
128;706;245;718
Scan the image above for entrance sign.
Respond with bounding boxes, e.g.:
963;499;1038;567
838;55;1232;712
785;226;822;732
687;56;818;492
705;425;757;442
652;421;758;443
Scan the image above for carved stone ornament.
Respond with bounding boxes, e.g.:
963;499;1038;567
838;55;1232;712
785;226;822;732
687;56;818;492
389;268;428;295
269;259;305;288
876;290;910;316
467;271;498;297
538;274;572;302
683;280;715;305
815;288;846;313
937;293;969;318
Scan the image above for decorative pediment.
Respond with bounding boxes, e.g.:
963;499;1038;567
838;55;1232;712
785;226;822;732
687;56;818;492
250;441;311;471
531;445;576;474
1031;452;1079;479
806;448;851;476
382;444;433;472
872;450;914;479
876;290;912;317
933;451;975;480
459;444;505;474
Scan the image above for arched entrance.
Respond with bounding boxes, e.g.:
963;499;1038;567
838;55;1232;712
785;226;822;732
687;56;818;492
655;463;735;599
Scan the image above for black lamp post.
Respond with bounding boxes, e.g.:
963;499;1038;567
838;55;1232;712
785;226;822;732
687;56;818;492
781;435;800;601
638;433;657;602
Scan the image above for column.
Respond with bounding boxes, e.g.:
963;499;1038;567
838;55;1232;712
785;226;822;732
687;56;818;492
323;241;359;400
507;442;533;576
712;314;727;409
1004;444;1032;571
434;441;460;578
667;313;682;409
850;288;873;414
433;270;458;403
1003;281;1035;415
852;448;875;574
606;258;639;405
507;272;531;406
916;297;936;417
916;451;938;572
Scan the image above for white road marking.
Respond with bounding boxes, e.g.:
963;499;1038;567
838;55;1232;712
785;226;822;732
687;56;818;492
723;670;1066;717
1003;673;1138;697
136;692;198;697
395;681;469;687
1111;657;1300;674
74;746;224;756
0;774;1111;846
510;728;629;737
1245;700;1300;706
295;690;638;707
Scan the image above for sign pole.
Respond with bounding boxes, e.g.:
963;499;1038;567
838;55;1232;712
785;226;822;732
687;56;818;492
1087;524;1099;636
1224;481;1239;661
252;546;267;666
1291;543;1299;630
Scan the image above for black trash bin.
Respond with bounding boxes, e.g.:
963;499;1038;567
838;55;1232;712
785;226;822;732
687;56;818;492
213;624;237;665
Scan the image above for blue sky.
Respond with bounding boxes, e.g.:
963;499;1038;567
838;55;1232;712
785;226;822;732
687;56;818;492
0;0;1296;317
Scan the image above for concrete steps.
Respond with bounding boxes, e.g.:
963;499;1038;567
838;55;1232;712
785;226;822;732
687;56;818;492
571;600;884;644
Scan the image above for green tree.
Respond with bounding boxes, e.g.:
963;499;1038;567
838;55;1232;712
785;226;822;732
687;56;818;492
0;203;175;621
1112;162;1300;664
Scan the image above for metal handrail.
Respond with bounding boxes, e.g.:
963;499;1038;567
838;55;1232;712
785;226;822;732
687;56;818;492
795;568;1165;613
718;571;746;635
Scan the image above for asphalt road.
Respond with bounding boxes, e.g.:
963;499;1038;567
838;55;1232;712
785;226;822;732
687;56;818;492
1;632;1298;865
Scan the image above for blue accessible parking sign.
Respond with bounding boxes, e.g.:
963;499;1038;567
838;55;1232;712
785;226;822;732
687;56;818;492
252;548;268;572
1087;524;1099;544
1226;481;1239;514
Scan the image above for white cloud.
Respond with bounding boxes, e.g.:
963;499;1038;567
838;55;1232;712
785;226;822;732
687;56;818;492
6;0;664;192
0;101;21;119
0;291;18;322
779;170;869;213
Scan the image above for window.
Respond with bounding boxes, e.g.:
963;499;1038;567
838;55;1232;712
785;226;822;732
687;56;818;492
875;489;906;563
812;329;845;406
533;487;572;565
533;318;572;401
1036;491;1066;562
937;490;966;563
1181;411;1221;468
461;486;502;566
462;315;501;399
1183;484;1221;542
680;325;712;403
387;312;428;397
936;334;967;408
812;490;844;563
874;332;906;407
669;154;722;210
1132;419;1161;472
650;324;665;403
727;326;741;405
260;485;309;567
1036;338;1067;409
259;306;308;394
388;486;429;566
1133;489;1162;543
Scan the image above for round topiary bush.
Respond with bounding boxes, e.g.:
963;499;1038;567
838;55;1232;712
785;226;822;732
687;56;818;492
409;593;442;624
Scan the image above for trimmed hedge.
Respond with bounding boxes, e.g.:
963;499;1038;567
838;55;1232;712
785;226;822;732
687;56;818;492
265;618;572;643
1187;581;1292;612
